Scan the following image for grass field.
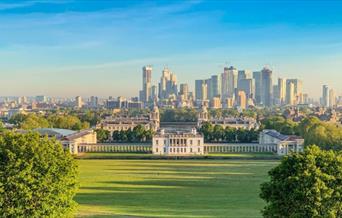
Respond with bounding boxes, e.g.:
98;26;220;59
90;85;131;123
75;159;277;217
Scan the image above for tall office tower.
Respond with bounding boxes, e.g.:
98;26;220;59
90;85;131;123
286;82;295;105
210;75;221;99
18;96;27;105
273;85;279;105
329;89;336;108
221;67;229;99
179;83;189;99
151;85;158;101
303;94;309;104
238;70;251;81
237;91;247;110
36;95;47;103
140;65;152;103
158;67;177;99
237;70;251;92
75;96;83;108
195;80;205;101
205;78;212;100
90;96;98;108
201;82;208;101
261;67;273;107
238;79;255;99
286;79;303;105
227;66;238;98
322;85;329;107
253;71;262;104
278;78;287;105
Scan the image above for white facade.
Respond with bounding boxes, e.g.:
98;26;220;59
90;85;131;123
259;129;304;156
152;129;204;156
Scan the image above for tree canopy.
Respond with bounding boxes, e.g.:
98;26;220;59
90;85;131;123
260;145;342;218
0;132;78;217
9;113;90;130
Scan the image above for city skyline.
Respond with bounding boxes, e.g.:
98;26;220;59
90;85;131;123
1;1;342;98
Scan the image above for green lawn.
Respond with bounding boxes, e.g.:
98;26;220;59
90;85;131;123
75;159;277;217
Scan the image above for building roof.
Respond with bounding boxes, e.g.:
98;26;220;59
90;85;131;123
263;129;289;141
34;128;76;137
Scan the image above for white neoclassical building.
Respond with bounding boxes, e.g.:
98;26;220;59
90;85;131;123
152;129;204;156
34;128;97;155
259;129;304;156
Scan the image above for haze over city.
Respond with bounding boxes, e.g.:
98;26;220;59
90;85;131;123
1;0;342;98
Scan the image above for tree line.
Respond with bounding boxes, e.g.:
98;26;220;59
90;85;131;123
9;113;90;130
198;122;259;143
96;125;154;143
262;115;342;150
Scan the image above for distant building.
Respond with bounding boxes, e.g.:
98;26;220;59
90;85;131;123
237;78;255;99
253;71;262;104
322;85;330;107
259;129;304;156
97;106;160;134
152;128;204;156
210;75;221;99
75;96;83;108
261;67;273;107
227;66;238;98
159;67;178;100
140;65;152;103
195;79;207;101
210;97;222;109
197;106;259;129
278;78;287;105
237;91;247;110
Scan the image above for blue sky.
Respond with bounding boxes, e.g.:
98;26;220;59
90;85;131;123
1;0;342;98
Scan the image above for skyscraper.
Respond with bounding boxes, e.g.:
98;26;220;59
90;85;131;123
210;75;221;99
238;70;251;81
75;96;83;108
253;71;262;104
179;83;189;100
329;89;336;108
195;80;207;101
286;82;295;105
227;66;238;98
205;78;212;100
140;65;152;103
322;85;329;107
286;79;303;105
261;67;273;107
278;78;287;105
221;67;229;99
159;67;177;99
238;78;255;99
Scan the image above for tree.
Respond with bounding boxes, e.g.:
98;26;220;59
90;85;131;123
95;129;111;143
0;132;78;217
260;145;342;218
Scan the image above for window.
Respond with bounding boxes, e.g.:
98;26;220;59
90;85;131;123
198;140;201;146
190;140;193;145
198;148;201;152
190;148;193;153
156;148;158;152
156;140;159;145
